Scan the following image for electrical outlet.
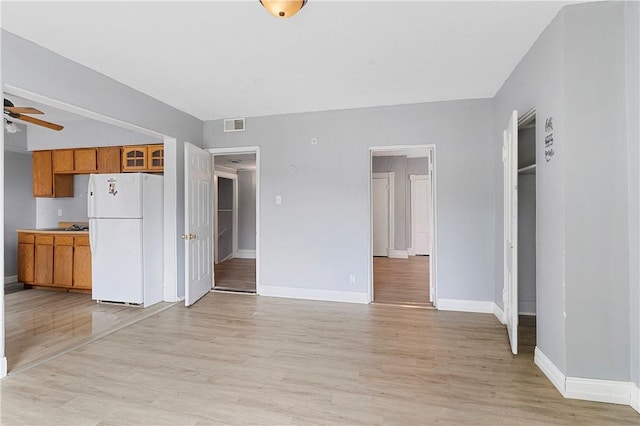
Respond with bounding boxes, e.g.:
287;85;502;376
57;209;63;217
349;274;356;284
276;195;282;205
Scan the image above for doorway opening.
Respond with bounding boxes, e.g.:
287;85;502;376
211;150;258;294
369;146;436;307
517;109;537;356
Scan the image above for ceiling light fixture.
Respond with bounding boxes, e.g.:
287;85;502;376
260;0;307;18
4;119;20;134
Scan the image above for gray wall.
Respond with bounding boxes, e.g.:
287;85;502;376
624;0;640;389
2;30;203;300
217;177;233;261
372;156;429;252
204;98;495;302
372;156;408;250
495;0;638;383
3;149;35;278
27;118;160;151
493;6;567;372
518;174;536;315
237;170;256;251
563;2;629;381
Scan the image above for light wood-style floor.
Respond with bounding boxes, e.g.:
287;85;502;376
1;292;637;424
4;288;174;374
374;255;431;305
214;258;256;292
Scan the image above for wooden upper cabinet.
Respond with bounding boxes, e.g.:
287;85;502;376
33;150;74;198
32;151;54;197
97;147;122;174
52;149;74;173
148;145;164;171
122;146;147;171
74;148;98;173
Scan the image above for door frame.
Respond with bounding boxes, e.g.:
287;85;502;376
206;146;260;294
368;145;438;306
213;170;238;264
372;172;395;256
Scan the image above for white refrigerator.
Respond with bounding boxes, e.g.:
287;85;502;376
88;173;163;307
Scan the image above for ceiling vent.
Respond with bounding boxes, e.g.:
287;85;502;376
223;118;245;133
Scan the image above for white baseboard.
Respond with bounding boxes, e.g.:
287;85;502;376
493;303;506;324
219;253;233;263
259;285;368;304
0;356;6;378
235;249;256;259
388;249;408;259
534;347;637;408
565;377;633;406
436;299;495;314
4;275;17;285
534;347;566;395
518;300;536;315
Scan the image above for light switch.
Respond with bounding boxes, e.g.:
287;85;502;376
276;195;282;205
57;209;63;217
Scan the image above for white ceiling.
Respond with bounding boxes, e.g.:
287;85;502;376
1;1;582;121
214;153;257;171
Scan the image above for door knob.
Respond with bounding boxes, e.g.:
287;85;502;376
190;234;197;240
181;234;187;240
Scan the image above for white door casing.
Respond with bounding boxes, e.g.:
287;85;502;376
503;110;519;354
184;142;213;306
410;175;431;256
372;172;394;257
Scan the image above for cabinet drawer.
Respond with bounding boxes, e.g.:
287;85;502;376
75;236;90;246
55;235;74;246
18;233;35;244
35;235;54;245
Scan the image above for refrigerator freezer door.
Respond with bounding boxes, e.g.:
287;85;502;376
88;174;143;219
90;218;144;304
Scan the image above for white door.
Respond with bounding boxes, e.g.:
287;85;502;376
372;176;390;256
184;142;213;306
503;110;519;354
411;175;431;255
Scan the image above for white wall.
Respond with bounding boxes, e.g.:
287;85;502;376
35;174;89;229
204;99;495;302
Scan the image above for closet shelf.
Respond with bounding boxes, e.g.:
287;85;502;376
518;164;536;175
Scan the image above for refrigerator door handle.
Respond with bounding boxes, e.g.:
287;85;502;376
87;175;95;218
89;219;97;259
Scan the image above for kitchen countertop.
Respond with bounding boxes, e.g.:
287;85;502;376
17;229;89;235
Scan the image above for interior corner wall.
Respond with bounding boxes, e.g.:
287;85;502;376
372;156;408;250
625;0;640;389
1;30;203;301
563;1;630;382
3;150;35;277
493;9;567;372
237;170;256;251
203;99;495;302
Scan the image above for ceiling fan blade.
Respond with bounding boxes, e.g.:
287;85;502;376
13;114;64;131
4;107;44;115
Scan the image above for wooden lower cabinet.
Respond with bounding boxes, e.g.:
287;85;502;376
53;236;74;287
34;235;54;285
17;232;91;291
73;236;92;289
17;233;35;284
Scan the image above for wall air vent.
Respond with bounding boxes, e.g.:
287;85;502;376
223;118;246;133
